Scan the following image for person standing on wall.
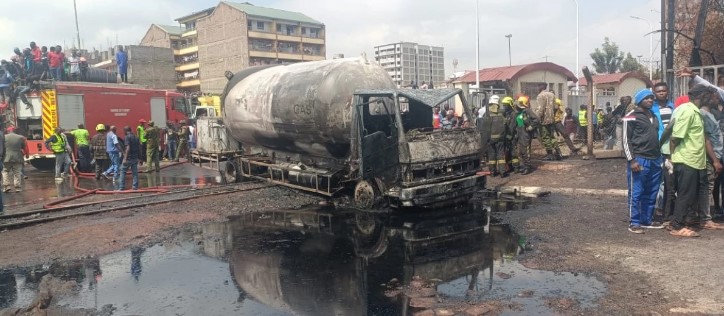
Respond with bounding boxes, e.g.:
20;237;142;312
115;46;128;83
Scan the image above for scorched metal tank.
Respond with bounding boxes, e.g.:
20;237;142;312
222;57;396;159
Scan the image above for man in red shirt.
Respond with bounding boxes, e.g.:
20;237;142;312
48;47;62;80
30;42;41;64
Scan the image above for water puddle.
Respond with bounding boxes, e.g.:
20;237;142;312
0;205;605;315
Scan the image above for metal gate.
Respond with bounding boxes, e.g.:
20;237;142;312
150;97;167;127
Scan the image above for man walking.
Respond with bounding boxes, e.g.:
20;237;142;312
71;124;91;172
91;124;109;180
117;126;140;191
668;85;716;237
534;83;562;160
553;98;580;155
44;127;71;180
102;126;123;180
623;89;663;234
145;121;160;172
174;121;189;162
3;127;27;193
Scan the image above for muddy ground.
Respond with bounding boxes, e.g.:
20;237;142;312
1;158;723;315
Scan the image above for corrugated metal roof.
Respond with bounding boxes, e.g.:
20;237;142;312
155;24;185;36
224;2;323;25
455;62;577;84
577;72;651;86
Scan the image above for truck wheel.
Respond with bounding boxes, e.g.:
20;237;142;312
222;161;239;184
29;158;55;171
354;180;378;209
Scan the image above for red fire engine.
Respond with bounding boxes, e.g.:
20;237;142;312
10;82;189;169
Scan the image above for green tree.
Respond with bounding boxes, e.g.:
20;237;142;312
590;37;624;74
620;53;645;73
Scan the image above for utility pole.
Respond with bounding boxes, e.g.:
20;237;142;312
542;55;551;62
475;0;480;91
505;34;512;66
74;0;82;50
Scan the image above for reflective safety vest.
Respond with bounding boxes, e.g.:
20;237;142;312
137;125;146;143
50;133;66;153
578;110;588;127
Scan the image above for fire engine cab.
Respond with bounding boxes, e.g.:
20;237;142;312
9;82;189;170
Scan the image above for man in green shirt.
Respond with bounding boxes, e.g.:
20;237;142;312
669;85;719;237
71;124;91;172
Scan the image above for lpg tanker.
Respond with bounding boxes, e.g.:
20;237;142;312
195;57;487;208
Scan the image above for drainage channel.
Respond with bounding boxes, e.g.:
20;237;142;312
0;200;605;315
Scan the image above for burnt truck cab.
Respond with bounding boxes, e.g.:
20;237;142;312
350;88;488;208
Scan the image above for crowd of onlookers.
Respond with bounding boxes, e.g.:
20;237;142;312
0;41;91;108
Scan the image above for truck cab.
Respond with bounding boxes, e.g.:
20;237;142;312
351;88;487;208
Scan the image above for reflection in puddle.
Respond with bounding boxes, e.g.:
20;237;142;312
0;206;605;315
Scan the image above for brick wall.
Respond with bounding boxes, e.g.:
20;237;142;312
140;25;172;49
197;3;249;94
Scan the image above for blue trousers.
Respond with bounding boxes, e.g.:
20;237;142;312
104;152;121;176
116;159;139;190
628;156;663;226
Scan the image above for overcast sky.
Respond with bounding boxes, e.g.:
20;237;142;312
0;0;662;79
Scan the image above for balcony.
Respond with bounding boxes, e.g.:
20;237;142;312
248;30;277;40
182;29;197;38
174;45;198;56
249;51;278;58
177;79;200;88
175;62;199;72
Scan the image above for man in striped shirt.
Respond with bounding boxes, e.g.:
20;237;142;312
652;83;675;223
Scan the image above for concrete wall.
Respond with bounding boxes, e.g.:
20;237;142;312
197;2;250;94
126;45;177;89
140;25;173;48
617;78;648;100
515;71;570;109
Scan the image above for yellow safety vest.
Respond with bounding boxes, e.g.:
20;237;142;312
51;133;66;153
578;110;588;127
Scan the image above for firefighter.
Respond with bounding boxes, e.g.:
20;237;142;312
145;121;160;172
137;119;147;164
485;95;508;177
90;124;109;180
44;127;72;180
501;96;519;171
514;96;540;175
174;121;189;162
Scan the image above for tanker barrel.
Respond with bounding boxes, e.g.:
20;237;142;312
83;67;118;83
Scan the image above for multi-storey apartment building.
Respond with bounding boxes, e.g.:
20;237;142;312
374;42;445;88
140;2;325;94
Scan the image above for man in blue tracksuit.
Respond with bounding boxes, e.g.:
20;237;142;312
623;89;662;234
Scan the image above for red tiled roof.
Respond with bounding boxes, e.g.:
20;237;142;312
455;62;577;84
577;72;652;87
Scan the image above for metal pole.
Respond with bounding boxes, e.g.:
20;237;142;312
505;34;512;66
74;0;82;49
631;16;653;80
475;0;480;91
574;0;579;95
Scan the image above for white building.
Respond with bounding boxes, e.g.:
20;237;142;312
374;42;445;88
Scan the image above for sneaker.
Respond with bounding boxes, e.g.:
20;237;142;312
628;225;645;234
2;188;10;193
54;177;63;181
14;187;21;193
642;222;664;229
23;175;28;179
101;173;111;180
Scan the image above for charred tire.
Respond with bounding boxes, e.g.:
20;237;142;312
221;161;239;184
354;180;379;209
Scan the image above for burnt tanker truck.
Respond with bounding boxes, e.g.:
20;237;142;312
195;57;487;208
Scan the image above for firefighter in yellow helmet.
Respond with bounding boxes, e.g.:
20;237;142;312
501;96;519;172
553;98;580;154
90;124;109;179
513;96;540;174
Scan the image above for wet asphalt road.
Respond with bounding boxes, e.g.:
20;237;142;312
2;163;223;213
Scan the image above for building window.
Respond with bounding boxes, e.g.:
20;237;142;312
600;87;616;96
250;39;275;52
285;25;297;36
302;43;321;55
520;82;544;98
309;28;321;38
276;23;282;33
278;41;299;54
256;21;265;31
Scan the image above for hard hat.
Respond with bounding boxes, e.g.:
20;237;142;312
555;98;562;106
517;96;529;107
489;95;500;105
96;123;105;131
6;126;15;133
138;119;147;123
501;96;514;105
